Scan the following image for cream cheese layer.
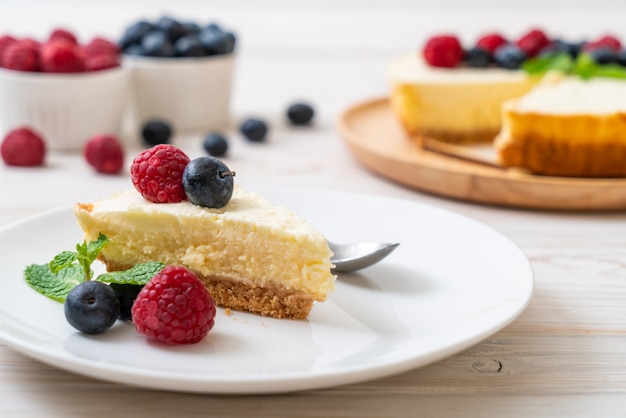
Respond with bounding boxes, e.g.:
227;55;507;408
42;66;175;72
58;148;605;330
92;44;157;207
74;188;335;299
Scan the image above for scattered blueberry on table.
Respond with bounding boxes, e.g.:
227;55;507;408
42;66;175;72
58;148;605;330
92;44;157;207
287;102;315;125
203;132;229;157
141;119;173;146
240;118;268;142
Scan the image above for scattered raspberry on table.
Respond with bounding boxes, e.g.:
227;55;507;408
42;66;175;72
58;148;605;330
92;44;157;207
0;126;46;166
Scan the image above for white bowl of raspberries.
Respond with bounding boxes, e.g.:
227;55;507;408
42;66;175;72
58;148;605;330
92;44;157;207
120;16;236;133
0;28;130;151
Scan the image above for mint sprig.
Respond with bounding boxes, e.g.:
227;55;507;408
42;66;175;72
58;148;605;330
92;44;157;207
49;233;108;280
522;52;626;80
24;234;165;302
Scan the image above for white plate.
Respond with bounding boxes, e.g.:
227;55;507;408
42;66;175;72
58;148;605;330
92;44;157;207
0;189;533;394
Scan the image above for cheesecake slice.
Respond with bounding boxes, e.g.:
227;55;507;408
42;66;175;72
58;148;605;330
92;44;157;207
74;188;336;319
495;75;626;177
388;53;539;143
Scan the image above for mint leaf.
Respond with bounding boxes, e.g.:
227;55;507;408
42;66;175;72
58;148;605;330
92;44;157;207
76;233;108;281
522;52;573;75
522;52;626;80
571;53;626;80
24;263;85;302
96;262;165;286
572;53;597;79
49;250;78;274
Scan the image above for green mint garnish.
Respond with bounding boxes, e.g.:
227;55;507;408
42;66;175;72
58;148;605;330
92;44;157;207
522;52;626;80
96;262;165;286
522;52;574;75
24;264;84;303
24;234;165;302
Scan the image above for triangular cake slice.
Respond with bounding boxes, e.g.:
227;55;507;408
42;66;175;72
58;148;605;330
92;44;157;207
495;75;626;177
74;187;336;319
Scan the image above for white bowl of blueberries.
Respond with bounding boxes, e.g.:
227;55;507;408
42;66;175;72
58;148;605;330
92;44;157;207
120;16;236;133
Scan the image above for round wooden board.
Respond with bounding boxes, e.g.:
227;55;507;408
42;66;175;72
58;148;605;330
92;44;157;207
338;97;626;211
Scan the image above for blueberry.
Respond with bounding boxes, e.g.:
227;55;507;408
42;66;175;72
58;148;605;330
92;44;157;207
552;39;584;58
203;132;229;156
156;16;187;42
464;46;491;67
222;32;236;53
141;30;175;57
141;120;173;146
123;43;145;56
617;49;626;66
119;20;155;49
588;47;618;65
494;44;526;69
204;23;223;32
109;283;143;321
183;157;235;208
175;35;206;57
287;103;315;125
182;22;202;35
64;281;120;334
198;29;231;55
240;118;268;142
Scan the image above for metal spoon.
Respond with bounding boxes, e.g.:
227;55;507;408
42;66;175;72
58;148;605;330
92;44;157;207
329;241;400;272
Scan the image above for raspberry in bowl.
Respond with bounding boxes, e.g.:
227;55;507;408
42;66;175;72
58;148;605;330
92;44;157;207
120;16;236;133
0;29;130;151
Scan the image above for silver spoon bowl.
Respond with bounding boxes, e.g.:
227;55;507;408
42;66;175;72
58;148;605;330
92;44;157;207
329;242;399;272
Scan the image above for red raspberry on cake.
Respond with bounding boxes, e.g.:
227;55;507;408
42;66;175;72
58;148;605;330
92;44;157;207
84;134;125;174
0;126;46;166
516;28;550;58
476;33;507;56
130;144;191;203
41;39;86;73
583;35;622;52
49;28;79;46
2;39;41;71
422;35;464;68
131;266;216;345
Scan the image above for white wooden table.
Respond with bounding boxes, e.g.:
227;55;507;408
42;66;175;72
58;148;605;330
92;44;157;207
1;1;626;416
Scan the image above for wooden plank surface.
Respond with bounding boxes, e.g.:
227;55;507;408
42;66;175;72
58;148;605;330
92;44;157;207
1;1;626;416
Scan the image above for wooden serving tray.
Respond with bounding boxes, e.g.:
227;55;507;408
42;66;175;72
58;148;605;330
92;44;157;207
338;97;626;211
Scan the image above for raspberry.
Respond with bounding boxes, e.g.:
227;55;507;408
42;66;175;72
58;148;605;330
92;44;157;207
422;35;464;68
0;35;17;67
475;33;507;56
41;40;85;73
82;37;120;58
49;28;78;45
131;266;216;345
84;134;125;174
130;144;190;203
583;35;622;52
1;126;46;166
2;39;41;71
516;29;550;58
85;53;119;71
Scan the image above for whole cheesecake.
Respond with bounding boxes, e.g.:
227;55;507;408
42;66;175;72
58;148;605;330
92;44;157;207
388;54;539;143
74;187;336;319
496;75;626;177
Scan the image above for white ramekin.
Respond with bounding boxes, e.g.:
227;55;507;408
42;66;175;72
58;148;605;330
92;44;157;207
0;66;131;151
125;53;235;133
